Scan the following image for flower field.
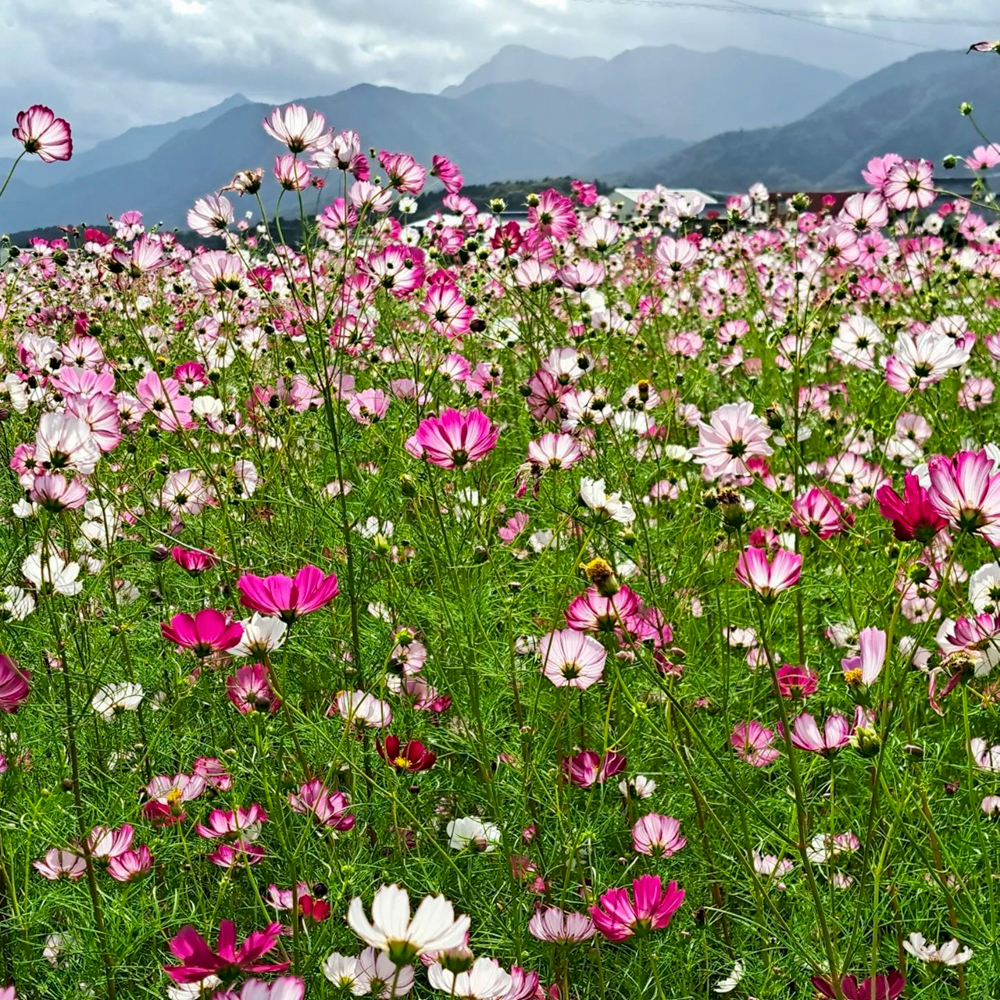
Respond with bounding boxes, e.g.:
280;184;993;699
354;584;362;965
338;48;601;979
3;91;1000;999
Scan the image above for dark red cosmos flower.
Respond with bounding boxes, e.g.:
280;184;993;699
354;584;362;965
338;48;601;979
812;970;905;1000
876;474;947;543
376;735;437;772
163;920;288;984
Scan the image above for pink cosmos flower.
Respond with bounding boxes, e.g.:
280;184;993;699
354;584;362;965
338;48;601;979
958;376;995;410
33;849;85;880
143;773;207;825
12;105;72;162
733;546;802;602
227;664;280;714
135;371;194;431
379;150;426;194
187;193;234;238
563;750;626;788
287;780;355;830
196;804;267;842
528;188;577;239
110;234;164;276
194;757;232;791
876;474;947;543
499;512;529;544
631;814;686;857
34;413;100;475
790;487;853;538
190;250;245;294
538;629;606;689
84;824;134;860
332;689;393;728
161;610;243;657
731;721;780;766
164;920;289;984
774;664;819;698
237;565;339;623
0;655;30;712
788;712;852;755
692;402;772;479
883;159;935;210
405;408;499;469
347;388;390;425
841;627;887;687
262;104;327;153
527;432;583;471
171;546;218;574
274;153;311;191
927;450;1000;546
266;884;331;922
431;154;463;194
107;846;153;883
528;907;596;944
589;874;685;942
214;977;305;1000
208;842;266;869
564;586;640;632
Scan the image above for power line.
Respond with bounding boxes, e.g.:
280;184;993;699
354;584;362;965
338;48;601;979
569;0;990;49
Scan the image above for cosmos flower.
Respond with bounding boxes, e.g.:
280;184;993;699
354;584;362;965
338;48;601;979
12;105;72;162
405;409;499;469
589;874;685;942
346;884;470;965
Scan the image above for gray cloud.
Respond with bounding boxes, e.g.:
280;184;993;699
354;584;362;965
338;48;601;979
0;0;981;149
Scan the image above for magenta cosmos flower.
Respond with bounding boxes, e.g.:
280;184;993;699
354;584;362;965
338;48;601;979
734;546;802;602
589;874;685;942
538;628;606;689
927;450;1000;546
876;473;947;543
161;609;243;657
0;654;30;713
563;749;626;787
164;920;289;984
632;814;687;857
12;105;72;162
731;721;780;766
812;970;904;1000
775;664;819;699
404;408;499;469
237;565;339;623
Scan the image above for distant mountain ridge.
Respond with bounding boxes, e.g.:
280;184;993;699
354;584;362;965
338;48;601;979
630;50;1000;191
443;43;854;140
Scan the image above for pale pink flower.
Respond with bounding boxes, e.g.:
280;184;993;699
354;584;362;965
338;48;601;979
692;402;772;479
262;104;327;153
927;450;1000;546
538;629;605;690
12;105;72;162
733;546;802;602
528;907;596;944
632;814;686;857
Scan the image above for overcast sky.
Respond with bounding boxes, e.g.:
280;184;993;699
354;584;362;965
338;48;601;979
0;0;985;149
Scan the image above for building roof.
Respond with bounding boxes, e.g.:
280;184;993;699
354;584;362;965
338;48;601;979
613;187;720;206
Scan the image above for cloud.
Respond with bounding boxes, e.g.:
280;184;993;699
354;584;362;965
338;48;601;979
0;0;978;149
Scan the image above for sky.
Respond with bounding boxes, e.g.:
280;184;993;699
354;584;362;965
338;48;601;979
0;0;987;149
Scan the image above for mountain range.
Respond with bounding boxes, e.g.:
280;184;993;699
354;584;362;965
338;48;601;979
0;44;993;237
631;50;1000;190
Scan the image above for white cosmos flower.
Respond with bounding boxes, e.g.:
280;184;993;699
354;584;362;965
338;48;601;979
579;477;635;526
427;957;512;999
322;952;361;991
347;884;470;965
230;613;288;658
903;933;972;966
22;550;82;596
447;816;502;853
34;413;101;475
91;682;145;721
713;960;744;994
0;585;35;621
970;563;1000;613
167;978;222;1000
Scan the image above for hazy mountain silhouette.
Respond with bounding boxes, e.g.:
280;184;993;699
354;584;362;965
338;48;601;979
443;43;853;139
632;50;1000;191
